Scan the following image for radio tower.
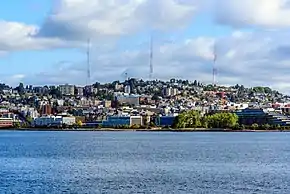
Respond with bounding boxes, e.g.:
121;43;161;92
125;72;128;81
212;41;217;86
86;38;91;86
149;34;153;80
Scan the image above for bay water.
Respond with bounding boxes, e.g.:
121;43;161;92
0;131;289;193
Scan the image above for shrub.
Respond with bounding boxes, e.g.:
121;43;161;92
251;123;259;130
261;124;270;130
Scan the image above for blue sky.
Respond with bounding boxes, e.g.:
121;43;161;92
1;0;290;92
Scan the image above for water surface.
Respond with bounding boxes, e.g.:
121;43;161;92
0;131;289;193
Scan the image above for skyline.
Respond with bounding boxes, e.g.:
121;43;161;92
1;0;290;92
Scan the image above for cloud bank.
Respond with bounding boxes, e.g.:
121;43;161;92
1;0;290;92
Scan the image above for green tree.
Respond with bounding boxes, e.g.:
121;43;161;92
232;123;240;130
187;110;202;128
173;111;238;129
62;123;68;129
17;82;25;95
251;123;259;130
275;124;281;130
201;116;208;128
151;94;160;101
205;112;238;129
261;124;270;130
173;111;203;129
253;86;264;93
13;122;21;128
264;87;272;94
76;120;83;127
50;88;62;98
26;116;33;123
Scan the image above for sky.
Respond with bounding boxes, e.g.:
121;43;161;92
1;0;290;93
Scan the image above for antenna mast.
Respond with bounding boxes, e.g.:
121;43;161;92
125;72;128;81
86;38;91;86
213;41;217;86
149;34;153;80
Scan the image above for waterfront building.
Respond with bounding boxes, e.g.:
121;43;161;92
0;118;13;128
235;108;268;125
33;115;76;127
102;116;130;127
155;116;175;127
130;116;143;126
235;108;290;126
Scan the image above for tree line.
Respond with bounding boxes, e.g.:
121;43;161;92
172;110;290;130
172;110;239;129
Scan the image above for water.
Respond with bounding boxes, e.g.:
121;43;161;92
0;131;289;194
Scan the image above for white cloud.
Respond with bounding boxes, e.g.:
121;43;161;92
36;0;198;40
3;0;290;94
2;29;289;93
0;20;68;52
215;0;290;28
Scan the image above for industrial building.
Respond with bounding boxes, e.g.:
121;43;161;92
33;115;76;127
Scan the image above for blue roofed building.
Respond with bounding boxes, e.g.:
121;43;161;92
155;116;176;127
235;108;290;126
102;116;130;127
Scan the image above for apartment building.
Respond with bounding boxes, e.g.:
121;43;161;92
59;84;75;96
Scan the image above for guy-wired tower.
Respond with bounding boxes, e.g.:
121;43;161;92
86;38;91;86
212;41;217;86
149;34;153;80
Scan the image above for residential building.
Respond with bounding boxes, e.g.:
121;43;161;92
85;85;98;95
59;84;75;96
103;100;112;108
115;94;140;106
115;83;123;91
124;85;131;94
33;87;45;94
40;104;52;115
20;107;39;118
163;87;178;97
76;87;84;96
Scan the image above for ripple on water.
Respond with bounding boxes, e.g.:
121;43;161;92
0;131;289;193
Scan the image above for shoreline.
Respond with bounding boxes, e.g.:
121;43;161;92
0;128;287;132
